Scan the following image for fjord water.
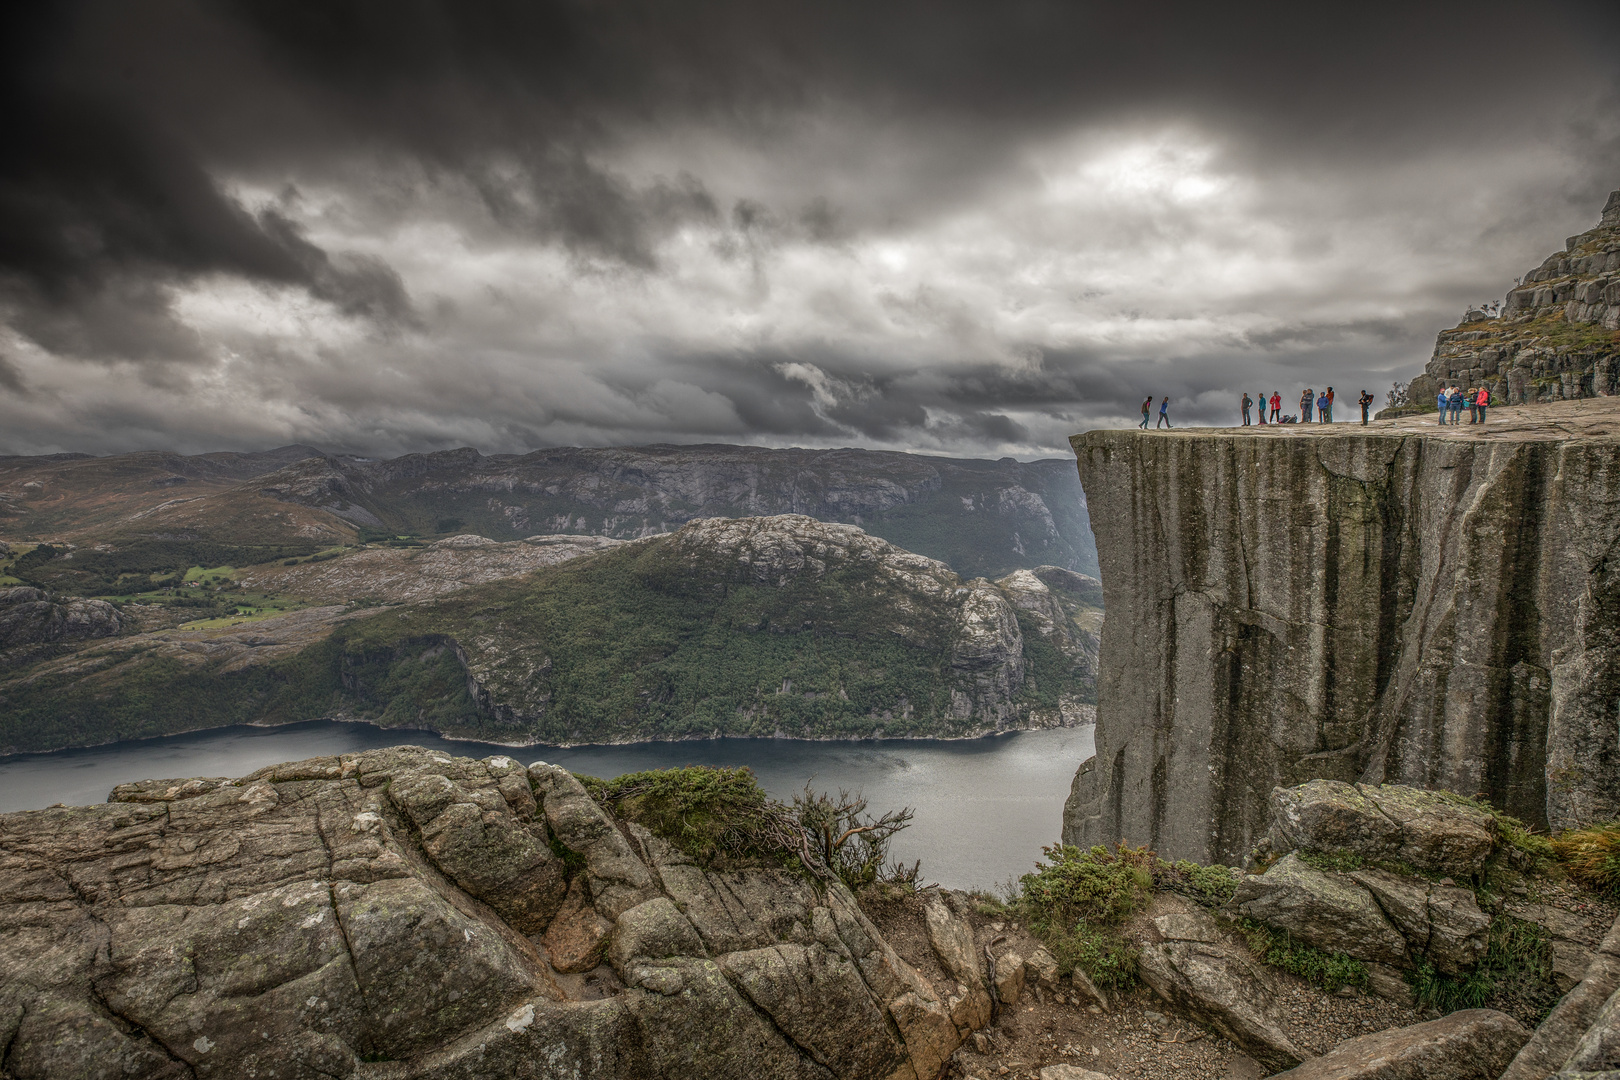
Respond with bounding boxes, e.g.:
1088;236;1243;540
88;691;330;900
0;722;1094;891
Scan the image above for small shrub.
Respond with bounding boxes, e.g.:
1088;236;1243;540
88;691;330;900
1017;843;1156;927
1155;859;1238;908
793;784;915;891
1012;843;1155;992
1239;920;1368;992
580;766;775;866
1552;823;1620;897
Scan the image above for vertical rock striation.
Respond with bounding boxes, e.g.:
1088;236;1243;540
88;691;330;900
1062;407;1620;865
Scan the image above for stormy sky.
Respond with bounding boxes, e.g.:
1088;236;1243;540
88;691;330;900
3;2;1618;459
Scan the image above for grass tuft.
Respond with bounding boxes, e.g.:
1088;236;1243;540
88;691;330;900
1551;823;1620;898
1239;920;1368;992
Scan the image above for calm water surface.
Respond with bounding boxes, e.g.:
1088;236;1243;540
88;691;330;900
0;722;1094;891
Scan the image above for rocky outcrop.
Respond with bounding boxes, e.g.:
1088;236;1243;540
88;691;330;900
0;748;991;1080
1063;406;1620;864
1134;904;1309;1071
1227;852;1492;975
1408;189;1620;409
235;532;626;603
1265;781;1495;879
1270;1009;1529;1080
0;585;121;651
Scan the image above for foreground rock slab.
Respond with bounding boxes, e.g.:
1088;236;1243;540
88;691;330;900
1135;906;1309;1072
1270;1009;1528;1080
0;747;982;1080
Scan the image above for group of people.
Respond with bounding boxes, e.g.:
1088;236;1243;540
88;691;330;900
1140;386;1378;430
1238;387;1377;426
1436;384;1491;425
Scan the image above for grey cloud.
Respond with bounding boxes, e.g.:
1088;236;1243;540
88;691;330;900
0;0;1617;456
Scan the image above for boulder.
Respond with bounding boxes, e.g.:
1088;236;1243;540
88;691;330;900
1136;907;1309;1072
1350;869;1489;975
1359;786;1494;878
1270;1009;1528;1080
1069;968;1110;1011
1229;854;1410;967
1267;782;1495;879
924;892;991;1030
993;950;1026;1006
1550;980;1620;1079
1025;945;1060;987
1269;781;1404;863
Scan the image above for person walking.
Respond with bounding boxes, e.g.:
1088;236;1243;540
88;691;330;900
1358;389;1374;424
1317;390;1330;423
1325;387;1335;423
1140;395;1152;429
1268;391;1282;423
1157;397;1172;428
1475;385;1490;424
1301;388;1314;422
1437;385;1450;424
1241;392;1252;426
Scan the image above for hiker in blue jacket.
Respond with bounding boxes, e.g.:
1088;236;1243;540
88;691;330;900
1157;397;1172;428
1437;387;1449;424
1317;390;1330;423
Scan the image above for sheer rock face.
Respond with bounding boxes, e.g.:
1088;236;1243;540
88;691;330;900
1407;189;1620;409
0;747;983;1080
1063;414;1620;865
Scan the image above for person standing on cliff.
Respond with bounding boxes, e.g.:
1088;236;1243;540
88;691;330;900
1157;397;1171;428
1317;390;1330;423
1325;386;1335;423
1437;385;1450;423
1358;389;1374;424
1140;396;1152;429
1466;386;1479;424
1301;388;1314;422
1257;392;1267;424
1476;385;1490;424
1449;386;1465;424
1241;392;1252;425
1268;391;1281;423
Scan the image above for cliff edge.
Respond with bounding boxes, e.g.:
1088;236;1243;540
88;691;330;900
1063;399;1620;865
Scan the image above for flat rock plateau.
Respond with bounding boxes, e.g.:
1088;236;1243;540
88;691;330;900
1064;397;1620;866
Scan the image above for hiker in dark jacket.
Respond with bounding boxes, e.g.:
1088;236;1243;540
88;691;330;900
1140;396;1152;429
1317;390;1330;422
1241;393;1252;425
1358;389;1374;424
1301;389;1314;422
1448;387;1465;424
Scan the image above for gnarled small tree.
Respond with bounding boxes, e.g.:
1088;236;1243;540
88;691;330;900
792;783;915;890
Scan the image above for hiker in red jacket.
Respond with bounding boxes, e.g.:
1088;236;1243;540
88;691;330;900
1268;392;1281;423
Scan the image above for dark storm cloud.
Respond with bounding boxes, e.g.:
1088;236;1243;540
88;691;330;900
0;0;1617;455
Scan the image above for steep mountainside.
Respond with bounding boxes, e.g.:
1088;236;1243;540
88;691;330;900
0;442;1096;581
1062;401;1620;866
1409;189;1620;408
0;516;1101;753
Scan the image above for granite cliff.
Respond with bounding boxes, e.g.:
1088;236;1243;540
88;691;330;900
1062;401;1620;866
1409;189;1620;409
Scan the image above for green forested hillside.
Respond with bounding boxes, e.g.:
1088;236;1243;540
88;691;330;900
0;517;1099;753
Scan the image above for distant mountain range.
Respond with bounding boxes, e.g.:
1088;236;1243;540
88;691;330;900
0;442;1095;583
